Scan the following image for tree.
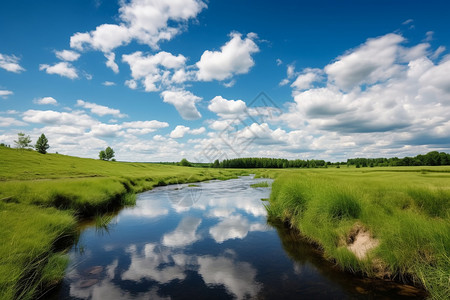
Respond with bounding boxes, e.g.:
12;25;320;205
14;132;32;149
99;147;115;161
99;150;106;160
35;133;49;154
105;147;115;161
179;158;192;167
212;159;220;168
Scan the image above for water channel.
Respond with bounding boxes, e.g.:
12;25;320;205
52;176;425;299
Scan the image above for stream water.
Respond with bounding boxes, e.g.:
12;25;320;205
52;176;425;299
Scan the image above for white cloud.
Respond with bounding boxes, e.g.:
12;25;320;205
103;81;116;86
170;125;190;138
161;90;202;120
76;99;127;118
190;127;205;135
0;53;25;73
55;49;80;61
39;62;78;79
208;96;247;118
168;125;203;138
276;58;282;66
22;109;96;127
0;116;27;127
70;0;206;52
122;120;169;135
0;90;13;99
278;32;450;160
89;123;122;138
324;33;404;90
34;97;58;106
105;52;119;73
291;68;323;91
125;79;138;89
196;32;259;81
122;51;186;91
431;46;446;60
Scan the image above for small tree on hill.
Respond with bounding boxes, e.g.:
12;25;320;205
14;132;32;149
35;133;50;154
105;147;115;161
99;150;106;160
99;147;115;161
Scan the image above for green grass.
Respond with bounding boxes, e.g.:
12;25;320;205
266;167;450;299
250;181;270;188
0;147;248;299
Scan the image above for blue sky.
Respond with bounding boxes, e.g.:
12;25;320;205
1;0;450;162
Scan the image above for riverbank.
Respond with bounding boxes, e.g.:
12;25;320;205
0;147;248;299
266;168;450;299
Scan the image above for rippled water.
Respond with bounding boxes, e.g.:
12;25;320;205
52;176;425;299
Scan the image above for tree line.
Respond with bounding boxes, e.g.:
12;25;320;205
347;151;450;167
210;151;450;169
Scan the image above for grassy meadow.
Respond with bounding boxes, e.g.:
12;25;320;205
0;147;248;299
265;167;450;299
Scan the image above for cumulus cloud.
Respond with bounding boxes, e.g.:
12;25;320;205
291;68;323;92
76;99;127;118
55;49;80;61
161;90;202;120
122;51;186;91
70;0;206;52
324;33;405;90
122;120;168;135
196;32;259;81
34;97;58;105
39;62;78;79
105;52;119;73
125;79;138;89
169;125;190;138
279;32;450;159
208;96;247;118
0;116;27;127
0;53;25;73
169;125;204;138
23;110;96;127
0;90;13;99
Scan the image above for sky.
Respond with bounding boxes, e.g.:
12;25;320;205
1;0;450;162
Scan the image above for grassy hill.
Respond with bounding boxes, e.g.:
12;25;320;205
0;147;247;299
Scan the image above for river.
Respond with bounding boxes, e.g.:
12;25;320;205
52;175;425;299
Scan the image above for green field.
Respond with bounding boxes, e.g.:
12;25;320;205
0;147;248;299
265;167;450;299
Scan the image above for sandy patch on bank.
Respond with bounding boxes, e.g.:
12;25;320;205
347;224;379;259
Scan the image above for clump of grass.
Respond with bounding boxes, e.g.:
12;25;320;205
408;188;449;218
327;191;361;220
250;181;270;188
188;184;200;187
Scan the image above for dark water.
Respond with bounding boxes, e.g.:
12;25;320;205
53;176;426;299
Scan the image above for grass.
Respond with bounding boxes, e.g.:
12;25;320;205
250;181;270;188
266;167;450;299
0;147;248;299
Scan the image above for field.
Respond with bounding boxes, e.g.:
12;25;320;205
265;167;450;299
0;147;248;299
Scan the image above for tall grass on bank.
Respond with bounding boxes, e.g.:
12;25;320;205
267;169;450;299
0;147;249;299
0;202;75;300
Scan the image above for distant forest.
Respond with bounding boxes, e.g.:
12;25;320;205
212;151;450;169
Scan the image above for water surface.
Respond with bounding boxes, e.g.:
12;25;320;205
54;176;425;299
